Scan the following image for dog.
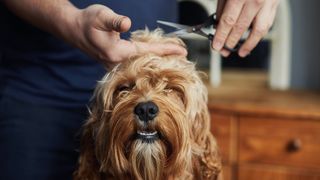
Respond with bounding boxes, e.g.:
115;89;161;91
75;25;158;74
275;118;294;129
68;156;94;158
74;29;222;180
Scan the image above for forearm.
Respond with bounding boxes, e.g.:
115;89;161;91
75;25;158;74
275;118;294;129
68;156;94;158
3;0;80;42
3;1;187;67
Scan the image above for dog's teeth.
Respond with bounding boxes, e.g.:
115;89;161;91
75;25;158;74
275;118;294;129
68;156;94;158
137;131;157;136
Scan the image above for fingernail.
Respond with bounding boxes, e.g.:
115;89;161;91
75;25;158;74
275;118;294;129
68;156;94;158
239;50;249;57
212;40;223;51
181;48;188;57
220;50;229;57
113;16;128;32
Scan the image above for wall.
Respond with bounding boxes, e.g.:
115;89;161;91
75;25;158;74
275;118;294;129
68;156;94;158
290;0;320;90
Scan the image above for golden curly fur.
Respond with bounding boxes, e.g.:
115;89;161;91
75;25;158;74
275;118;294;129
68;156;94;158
74;29;222;180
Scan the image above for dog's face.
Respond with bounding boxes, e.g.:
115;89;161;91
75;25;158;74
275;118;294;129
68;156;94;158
95;54;208;178
75;30;221;180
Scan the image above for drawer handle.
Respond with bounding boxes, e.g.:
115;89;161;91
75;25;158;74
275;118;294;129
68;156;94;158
287;139;302;152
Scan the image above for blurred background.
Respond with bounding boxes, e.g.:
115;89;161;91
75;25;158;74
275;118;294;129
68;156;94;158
176;0;320;179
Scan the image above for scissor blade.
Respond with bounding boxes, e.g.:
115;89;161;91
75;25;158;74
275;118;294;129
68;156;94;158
166;29;191;37
157;20;190;30
193;29;210;38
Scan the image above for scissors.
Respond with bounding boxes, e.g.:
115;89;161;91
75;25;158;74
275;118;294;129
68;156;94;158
157;13;241;52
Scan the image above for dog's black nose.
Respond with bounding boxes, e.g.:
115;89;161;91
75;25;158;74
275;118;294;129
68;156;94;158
134;101;159;122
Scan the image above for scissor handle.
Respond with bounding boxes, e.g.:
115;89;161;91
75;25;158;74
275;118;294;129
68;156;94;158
202;13;218;27
208;34;241;53
223;43;241;53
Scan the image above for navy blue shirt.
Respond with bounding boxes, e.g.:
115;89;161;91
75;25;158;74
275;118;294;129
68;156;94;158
0;1;177;108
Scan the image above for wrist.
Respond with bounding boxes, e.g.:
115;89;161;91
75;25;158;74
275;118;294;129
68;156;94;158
53;1;82;45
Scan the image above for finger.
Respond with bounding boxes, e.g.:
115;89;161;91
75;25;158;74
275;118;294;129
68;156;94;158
136;42;188;57
225;2;263;49
97;7;131;32
107;40;188;64
216;0;227;18
238;1;273;57
268;0;279;28
220;49;230;57
212;0;245;51
111;15;131;32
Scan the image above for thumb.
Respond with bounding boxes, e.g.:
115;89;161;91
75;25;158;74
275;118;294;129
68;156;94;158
101;8;131;32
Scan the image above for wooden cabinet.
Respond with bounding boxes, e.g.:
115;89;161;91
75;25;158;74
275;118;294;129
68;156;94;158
210;114;233;164
238;117;320;169
238;165;320;180
207;71;320;180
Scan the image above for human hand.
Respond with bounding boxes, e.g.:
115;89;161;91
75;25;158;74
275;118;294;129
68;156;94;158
212;0;279;57
68;5;187;69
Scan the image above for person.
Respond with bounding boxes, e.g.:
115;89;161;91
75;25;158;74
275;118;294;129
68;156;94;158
0;0;279;179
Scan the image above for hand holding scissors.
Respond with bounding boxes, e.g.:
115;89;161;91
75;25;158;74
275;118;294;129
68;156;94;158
157;13;242;53
214;0;279;57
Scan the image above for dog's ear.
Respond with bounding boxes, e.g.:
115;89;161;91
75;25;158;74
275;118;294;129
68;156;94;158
186;72;222;179
74;109;102;180
93;69;119;114
74;70;121;179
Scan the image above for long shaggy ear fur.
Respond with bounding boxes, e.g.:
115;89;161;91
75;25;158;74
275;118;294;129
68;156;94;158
74;69;120;179
73;113;101;180
181;62;222;179
192;88;222;179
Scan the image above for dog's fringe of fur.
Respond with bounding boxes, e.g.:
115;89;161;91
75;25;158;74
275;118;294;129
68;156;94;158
130;28;186;47
74;28;222;180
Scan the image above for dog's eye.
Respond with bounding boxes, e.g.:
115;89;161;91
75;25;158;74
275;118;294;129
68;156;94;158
163;86;184;99
163;88;173;94
117;84;133;92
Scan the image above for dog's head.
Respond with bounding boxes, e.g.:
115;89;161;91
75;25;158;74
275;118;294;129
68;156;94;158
77;29;221;180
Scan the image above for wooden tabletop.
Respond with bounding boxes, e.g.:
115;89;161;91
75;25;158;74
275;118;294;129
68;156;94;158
206;69;320;120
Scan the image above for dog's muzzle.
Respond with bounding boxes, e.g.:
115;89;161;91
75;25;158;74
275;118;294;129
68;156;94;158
134;101;160;143
134;101;159;122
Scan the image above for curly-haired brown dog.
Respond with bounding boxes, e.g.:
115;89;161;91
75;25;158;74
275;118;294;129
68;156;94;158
74;29;222;180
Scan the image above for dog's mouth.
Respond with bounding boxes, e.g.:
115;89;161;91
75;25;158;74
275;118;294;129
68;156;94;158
135;130;159;143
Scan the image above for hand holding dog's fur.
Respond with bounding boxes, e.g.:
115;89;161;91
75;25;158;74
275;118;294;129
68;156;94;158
74;29;221;180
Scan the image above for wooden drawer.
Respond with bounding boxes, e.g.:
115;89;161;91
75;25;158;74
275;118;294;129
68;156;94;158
210;113;233;164
220;165;232;180
238;164;320;180
239;117;320;168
